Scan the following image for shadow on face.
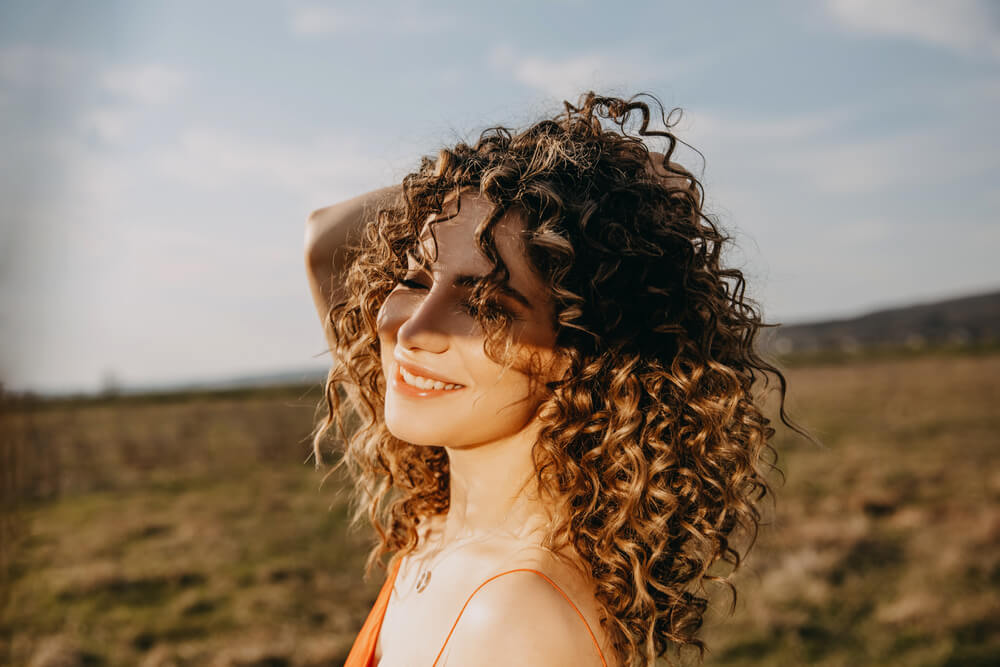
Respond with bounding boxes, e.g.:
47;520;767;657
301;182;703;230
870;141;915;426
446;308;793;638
375;193;568;448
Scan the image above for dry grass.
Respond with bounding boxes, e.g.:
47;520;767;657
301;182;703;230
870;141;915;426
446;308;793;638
1;354;998;666
698;353;1000;667
1;388;383;667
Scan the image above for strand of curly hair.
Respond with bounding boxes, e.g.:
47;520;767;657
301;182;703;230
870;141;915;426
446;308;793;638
311;92;803;667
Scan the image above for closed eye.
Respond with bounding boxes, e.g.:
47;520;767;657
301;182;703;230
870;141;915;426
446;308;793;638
398;277;428;290
461;298;522;322
397;272;523;322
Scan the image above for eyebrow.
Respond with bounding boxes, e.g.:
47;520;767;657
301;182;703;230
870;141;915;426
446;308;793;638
454;274;533;310
406;252;534;310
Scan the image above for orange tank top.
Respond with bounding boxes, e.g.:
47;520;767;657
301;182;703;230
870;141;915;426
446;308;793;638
343;557;609;666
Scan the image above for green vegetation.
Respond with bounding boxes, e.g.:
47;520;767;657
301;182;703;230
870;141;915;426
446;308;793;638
774;339;1000;368
698;353;1000;667
2;353;998;666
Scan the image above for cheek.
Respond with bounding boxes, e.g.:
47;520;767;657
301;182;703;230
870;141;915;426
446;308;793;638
500;340;564;392
469;350;554;419
376;291;411;340
377;295;408;379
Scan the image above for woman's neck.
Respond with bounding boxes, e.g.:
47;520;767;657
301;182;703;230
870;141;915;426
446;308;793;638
439;422;551;546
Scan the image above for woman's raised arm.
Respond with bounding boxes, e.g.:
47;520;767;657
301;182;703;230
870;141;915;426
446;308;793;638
303;185;401;352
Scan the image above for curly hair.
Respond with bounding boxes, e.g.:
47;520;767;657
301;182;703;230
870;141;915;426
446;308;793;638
312;92;799;667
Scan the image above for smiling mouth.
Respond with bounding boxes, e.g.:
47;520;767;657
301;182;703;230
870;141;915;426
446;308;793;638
397;365;465;392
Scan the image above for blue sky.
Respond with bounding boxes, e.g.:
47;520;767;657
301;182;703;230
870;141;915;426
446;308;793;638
1;0;998;393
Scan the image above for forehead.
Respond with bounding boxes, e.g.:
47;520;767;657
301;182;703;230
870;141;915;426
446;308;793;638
416;194;523;267
414;194;548;303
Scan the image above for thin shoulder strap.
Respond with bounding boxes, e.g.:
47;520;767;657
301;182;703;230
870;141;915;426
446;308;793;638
431;568;608;667
343;556;403;667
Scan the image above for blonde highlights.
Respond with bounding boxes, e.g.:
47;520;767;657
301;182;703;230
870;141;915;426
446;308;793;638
312;92;795;666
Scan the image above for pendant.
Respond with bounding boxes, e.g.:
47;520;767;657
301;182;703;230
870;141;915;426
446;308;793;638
415;569;431;593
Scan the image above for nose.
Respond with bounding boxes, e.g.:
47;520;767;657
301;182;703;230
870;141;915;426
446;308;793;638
389;288;453;355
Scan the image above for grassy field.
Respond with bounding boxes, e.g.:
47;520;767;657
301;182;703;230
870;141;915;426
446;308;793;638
1;353;998;666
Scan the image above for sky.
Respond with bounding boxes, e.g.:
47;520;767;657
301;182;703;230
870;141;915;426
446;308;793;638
1;0;998;394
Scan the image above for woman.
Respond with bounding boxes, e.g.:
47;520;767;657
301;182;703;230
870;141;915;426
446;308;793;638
304;93;794;666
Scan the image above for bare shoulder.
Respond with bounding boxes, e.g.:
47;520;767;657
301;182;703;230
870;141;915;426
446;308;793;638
441;548;610;667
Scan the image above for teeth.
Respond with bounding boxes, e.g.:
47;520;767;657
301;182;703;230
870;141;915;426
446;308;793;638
400;367;462;391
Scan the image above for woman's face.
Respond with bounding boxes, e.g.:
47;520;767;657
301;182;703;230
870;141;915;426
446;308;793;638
377;193;563;448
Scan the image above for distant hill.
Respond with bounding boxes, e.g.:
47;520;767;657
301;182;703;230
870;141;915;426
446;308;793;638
140;289;1000;393
118;367;329;396
764;289;1000;355
19;291;998;400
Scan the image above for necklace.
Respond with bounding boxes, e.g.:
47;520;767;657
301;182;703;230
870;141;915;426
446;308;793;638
414;533;493;593
411;506;547;594
413;528;503;593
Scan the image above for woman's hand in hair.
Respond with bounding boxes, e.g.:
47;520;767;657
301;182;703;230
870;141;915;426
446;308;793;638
304;184;401;351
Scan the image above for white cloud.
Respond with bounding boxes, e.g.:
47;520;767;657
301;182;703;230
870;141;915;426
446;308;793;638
78;106;138;143
767;126;999;195
681;108;851;145
151;126;410;207
826;0;1000;60
0;123;346;392
659;108;857;190
289;4;358;34
489;45;659;101
0;44;88;88
680;81;999;196
100;63;188;105
0;45;188;104
288;2;454;35
0;45;187;146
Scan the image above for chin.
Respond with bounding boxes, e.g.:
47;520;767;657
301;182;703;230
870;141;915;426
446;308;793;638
384;408;452;447
384;406;542;451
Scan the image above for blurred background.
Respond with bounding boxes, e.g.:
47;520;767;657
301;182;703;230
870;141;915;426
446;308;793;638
1;1;997;665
